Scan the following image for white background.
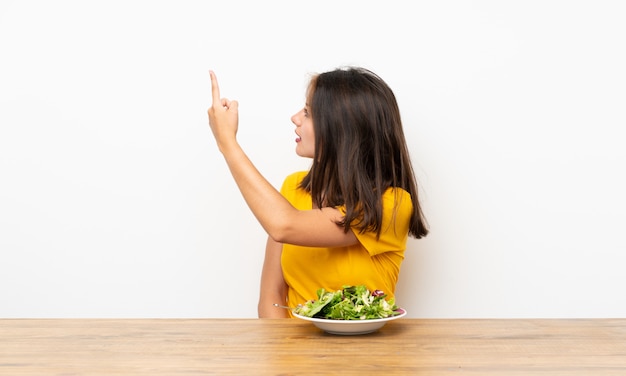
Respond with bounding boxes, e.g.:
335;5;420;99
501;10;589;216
1;1;625;318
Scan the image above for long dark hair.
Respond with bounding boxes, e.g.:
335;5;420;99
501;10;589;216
299;67;428;239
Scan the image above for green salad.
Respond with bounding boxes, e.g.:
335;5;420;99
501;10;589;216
293;285;400;320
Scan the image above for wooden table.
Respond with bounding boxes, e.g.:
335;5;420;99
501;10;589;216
1;318;625;375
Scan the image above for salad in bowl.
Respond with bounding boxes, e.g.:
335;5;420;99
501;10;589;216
292;285;406;335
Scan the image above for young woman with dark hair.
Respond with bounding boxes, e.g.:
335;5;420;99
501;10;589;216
208;67;428;318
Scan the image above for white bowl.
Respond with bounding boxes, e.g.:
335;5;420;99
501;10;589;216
293;308;407;335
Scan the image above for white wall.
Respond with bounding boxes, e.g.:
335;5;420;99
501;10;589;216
1;0;625;318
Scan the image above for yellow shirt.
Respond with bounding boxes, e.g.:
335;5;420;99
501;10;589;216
280;171;413;315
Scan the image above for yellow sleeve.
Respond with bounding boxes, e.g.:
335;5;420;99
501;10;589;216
350;188;412;256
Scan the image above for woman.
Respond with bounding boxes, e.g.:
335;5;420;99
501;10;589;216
208;67;428;318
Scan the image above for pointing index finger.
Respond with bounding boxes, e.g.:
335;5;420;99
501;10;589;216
209;70;221;105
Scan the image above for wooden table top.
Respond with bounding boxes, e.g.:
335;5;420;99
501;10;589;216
1;318;625;375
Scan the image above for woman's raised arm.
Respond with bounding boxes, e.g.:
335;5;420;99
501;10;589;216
207;71;357;247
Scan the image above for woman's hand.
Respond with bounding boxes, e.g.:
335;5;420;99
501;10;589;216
207;70;239;152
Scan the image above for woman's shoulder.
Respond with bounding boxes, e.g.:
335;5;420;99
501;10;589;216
280;171;311;206
282;170;309;185
382;187;414;212
383;186;411;198
280;171;309;193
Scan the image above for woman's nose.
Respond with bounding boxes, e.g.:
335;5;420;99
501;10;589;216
291;112;300;126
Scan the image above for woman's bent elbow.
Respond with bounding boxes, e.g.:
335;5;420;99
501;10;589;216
265;221;296;244
268;230;290;244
